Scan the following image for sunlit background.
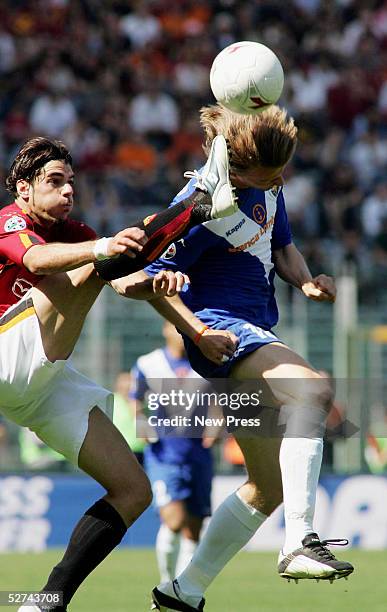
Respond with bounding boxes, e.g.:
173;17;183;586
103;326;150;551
0;0;386;556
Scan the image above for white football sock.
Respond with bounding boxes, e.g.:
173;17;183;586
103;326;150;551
280;436;323;555
170;491;266;607
156;524;180;582
175;536;198;576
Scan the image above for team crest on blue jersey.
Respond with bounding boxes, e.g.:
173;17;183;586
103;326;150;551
252;204;266;225
3;215;27;232
162;243;177;260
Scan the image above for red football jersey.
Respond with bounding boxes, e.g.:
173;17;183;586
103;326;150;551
0;202;97;316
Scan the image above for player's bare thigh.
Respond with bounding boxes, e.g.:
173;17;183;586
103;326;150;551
230;342;333;407
229;345;332;515
32;263;104;361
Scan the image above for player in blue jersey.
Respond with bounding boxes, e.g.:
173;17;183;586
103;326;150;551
143;105;354;612
131;322;215;584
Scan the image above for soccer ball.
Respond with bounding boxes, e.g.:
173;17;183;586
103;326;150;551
210;41;284;115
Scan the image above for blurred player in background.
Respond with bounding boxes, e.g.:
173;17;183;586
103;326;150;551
0;135;238;612
145;105;354;612
131;321;215;583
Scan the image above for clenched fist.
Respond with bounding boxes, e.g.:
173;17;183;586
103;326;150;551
302;275;336;302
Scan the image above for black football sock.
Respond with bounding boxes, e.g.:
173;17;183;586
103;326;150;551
94;190;212;281
40;499;127;611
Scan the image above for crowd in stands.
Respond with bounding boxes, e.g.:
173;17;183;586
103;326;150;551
1;0;386;473
0;0;386;286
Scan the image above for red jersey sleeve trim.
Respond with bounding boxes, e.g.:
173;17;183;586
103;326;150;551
0;230;45;266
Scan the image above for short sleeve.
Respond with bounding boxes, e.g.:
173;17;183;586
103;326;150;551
271;189;292;251
0;212;45;265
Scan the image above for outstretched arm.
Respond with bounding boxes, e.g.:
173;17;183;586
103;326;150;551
273;243;336;302
148;288;239;366
22;190;211;277
22;227;147;275
113;270;238;364
110;269;189;301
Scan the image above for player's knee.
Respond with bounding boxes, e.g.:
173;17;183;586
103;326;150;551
117;473;153;521
294;376;334;410
310;376;334;410
131;478;153;517
164;515;185;533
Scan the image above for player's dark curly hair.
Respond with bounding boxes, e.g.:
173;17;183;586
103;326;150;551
5;137;72;195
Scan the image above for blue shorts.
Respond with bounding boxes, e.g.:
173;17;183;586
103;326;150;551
184;315;282;379
144;449;213;518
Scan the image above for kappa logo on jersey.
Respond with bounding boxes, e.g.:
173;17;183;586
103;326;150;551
229;213;275;253
12;277;33;299
3;215;27;233
252;204;266;226
161;243;177;260
226;218;246;237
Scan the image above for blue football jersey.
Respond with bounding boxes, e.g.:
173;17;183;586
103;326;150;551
130;347;210;462
145;178;292;330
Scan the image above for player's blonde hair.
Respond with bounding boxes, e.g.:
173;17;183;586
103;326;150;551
200;104;297;170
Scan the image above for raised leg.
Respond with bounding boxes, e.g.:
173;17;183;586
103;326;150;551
32;264;104;362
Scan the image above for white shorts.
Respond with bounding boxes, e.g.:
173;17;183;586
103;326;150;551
0;293;113;465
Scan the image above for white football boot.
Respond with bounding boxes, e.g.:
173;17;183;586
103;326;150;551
184;135;238;219
278;533;354;583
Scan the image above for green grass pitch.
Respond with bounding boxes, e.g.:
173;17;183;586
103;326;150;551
0;549;385;611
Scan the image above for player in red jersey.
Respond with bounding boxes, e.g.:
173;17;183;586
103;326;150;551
0;201;95;316
0;136;238;612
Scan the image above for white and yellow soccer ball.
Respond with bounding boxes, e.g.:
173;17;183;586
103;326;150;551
210;41;284;115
